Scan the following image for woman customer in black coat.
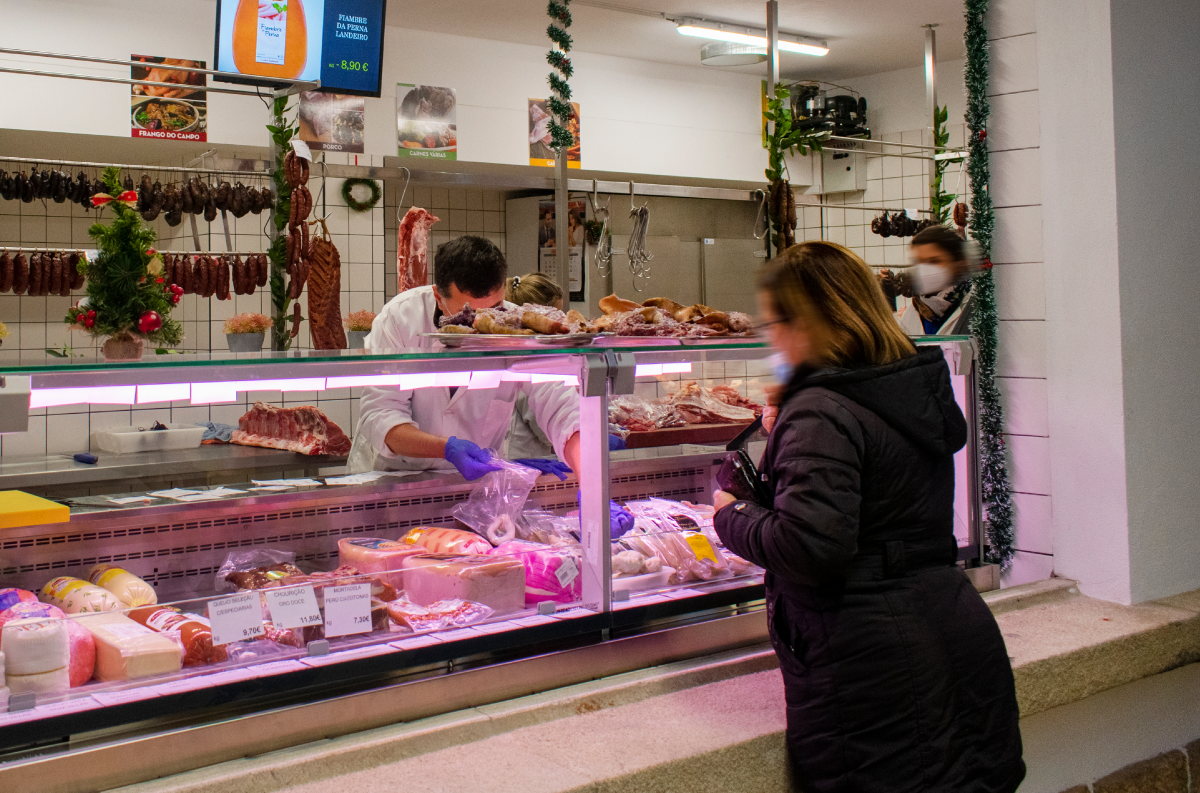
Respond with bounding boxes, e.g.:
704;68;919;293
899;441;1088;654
713;241;1024;793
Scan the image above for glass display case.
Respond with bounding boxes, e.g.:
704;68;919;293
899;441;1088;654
0;337;980;773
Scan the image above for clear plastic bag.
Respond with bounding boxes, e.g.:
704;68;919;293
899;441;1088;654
517;509;581;546
663;381;756;425
452;459;542;546
214;548;298;592
608;394;676;432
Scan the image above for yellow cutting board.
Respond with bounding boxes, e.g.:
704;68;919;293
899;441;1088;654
0;490;69;529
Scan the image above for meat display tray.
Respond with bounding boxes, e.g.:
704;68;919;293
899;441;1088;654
424;332;602;348
622;421;754;449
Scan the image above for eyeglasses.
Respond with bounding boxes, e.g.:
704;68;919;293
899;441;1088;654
753;318;787;332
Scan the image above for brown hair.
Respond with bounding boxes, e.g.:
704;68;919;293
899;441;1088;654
911;224;966;261
506;272;563;307
758;241;915;368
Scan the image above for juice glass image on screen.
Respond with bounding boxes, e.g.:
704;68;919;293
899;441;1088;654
214;0;386;96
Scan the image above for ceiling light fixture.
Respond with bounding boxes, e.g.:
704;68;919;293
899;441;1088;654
676;17;829;57
700;42;768;67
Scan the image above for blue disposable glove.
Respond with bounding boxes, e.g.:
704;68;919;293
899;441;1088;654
444;436;502;481
514;458;573;480
576;492;636;539
608;434;627;451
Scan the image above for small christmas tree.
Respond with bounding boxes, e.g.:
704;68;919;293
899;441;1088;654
66;167;182;357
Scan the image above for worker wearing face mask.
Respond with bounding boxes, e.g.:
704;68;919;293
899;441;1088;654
880;224;975;336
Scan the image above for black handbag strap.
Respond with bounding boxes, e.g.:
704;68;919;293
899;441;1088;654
726;416;763;452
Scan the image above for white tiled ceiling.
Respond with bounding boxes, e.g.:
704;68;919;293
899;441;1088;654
387;0;968;80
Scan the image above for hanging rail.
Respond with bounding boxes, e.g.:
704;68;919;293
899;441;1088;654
0;155;269;179
798;202;933;214
0;246;90;253
0;47;318;98
155;250;267;256
826;135;966;153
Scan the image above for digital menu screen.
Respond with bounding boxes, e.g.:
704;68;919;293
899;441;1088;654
214;0;386;97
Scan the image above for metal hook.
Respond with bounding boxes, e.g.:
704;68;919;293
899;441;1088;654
313;154;328;208
396;167;412;221
629;180;636;211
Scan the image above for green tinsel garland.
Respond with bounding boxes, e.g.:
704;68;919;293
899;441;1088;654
964;0;1016;570
545;0;575;150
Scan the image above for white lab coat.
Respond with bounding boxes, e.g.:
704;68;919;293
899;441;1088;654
347;286;580;474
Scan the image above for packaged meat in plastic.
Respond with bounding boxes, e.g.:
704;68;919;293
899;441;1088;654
401;553;526;614
215;548;298;592
40;576;123;613
400;526;493;556
337;537;425;590
129;606;228;666
88;564;157;607
608;394;676;432
386;597;447;633
517;510;581;546
427;598;494;627
663;381;756;425
451;459;541;545
492;540;582;604
0;588;37;613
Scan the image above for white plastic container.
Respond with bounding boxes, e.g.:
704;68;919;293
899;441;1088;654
91;423;206;454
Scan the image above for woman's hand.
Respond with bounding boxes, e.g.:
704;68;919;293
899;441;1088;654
712;489;738;512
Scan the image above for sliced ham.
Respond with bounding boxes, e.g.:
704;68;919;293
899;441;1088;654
231;402;352;456
397;207;439;294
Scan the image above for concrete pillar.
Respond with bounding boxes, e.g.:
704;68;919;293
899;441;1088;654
1037;0;1200;603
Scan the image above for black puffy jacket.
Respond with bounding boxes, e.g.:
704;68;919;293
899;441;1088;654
715;347;1024;793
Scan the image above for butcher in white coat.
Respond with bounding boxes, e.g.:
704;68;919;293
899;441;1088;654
348;236;581;478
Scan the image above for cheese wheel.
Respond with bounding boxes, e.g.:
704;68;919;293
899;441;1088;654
337;538;426;589
7;665;69;696
40;576;122;614
0;588;36;612
88;564;157;607
2;617;69;676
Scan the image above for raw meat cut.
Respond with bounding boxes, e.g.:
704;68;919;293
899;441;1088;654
397;207;439;294
231;402;352;456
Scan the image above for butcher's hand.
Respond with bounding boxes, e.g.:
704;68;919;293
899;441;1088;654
575;492;636;539
712;490;738;512
444;436;501;481
762;384;782;433
514;458;572;481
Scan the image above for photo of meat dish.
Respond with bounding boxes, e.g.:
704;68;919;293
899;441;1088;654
133;99;197;132
397;85;458;151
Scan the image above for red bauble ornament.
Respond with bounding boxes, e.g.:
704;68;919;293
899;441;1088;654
172;294;181;305
978;129;987;140
84;318;95;329
138;310;162;334
87;310;96;319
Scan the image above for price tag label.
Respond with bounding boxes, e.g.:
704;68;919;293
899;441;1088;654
322;584;373;638
290;139;313;161
265;585;323;630
209;592;265;646
555;556;579;588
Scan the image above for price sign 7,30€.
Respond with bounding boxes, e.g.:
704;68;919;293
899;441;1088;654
323;583;373;638
265;584;323;630
209;592;265;646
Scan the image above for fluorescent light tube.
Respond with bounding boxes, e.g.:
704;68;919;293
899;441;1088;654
677;19;828;57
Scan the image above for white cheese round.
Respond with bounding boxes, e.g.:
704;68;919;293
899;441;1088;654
2;617;69;676
7;665;69;697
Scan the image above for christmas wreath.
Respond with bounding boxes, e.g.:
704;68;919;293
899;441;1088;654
341;178;381;212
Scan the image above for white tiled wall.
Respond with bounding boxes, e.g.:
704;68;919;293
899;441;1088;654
383;181;508;303
987;0;1053;586
794;123;971;318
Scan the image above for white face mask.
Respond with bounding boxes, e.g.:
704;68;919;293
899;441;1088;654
911;263;955;295
769;351;794;384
